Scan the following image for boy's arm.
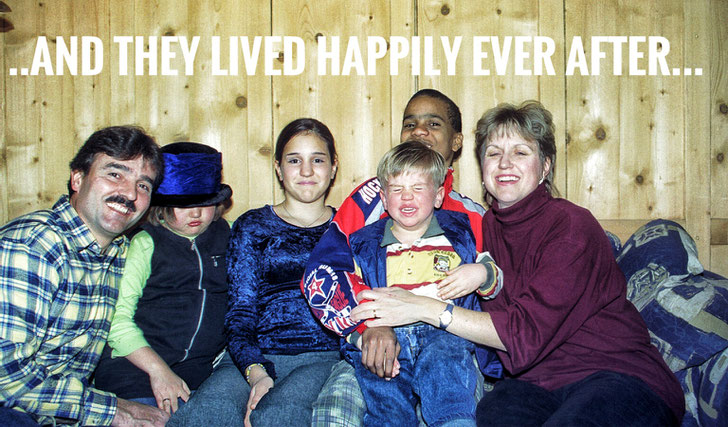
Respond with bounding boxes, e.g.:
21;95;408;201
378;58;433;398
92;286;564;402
440;170;486;251
301;178;385;337
475;251;503;298
301;178;403;379
302;221;368;337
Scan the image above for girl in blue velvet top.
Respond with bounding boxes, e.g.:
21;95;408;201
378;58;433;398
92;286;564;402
227;118;340;426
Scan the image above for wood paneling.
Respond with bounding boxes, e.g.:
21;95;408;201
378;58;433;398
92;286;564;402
566;0;686;220
710;0;728;277
684;0;712;272
184;0;272;218
271;0;395;208
1;0;726;275
417;0;561;204
0;0;6;223
712;0;728;219
4;1;41;217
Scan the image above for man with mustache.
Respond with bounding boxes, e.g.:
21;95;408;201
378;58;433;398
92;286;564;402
0;126;168;427
303;89;502;425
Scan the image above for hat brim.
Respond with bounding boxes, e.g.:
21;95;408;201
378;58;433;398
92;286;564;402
152;184;232;208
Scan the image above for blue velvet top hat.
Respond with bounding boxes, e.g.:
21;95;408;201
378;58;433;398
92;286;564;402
153;142;233;207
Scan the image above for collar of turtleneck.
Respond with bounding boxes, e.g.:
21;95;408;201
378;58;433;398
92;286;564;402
491;183;552;226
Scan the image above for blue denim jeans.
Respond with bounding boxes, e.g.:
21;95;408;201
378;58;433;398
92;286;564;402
476;370;677;426
168;350;339;427
129;395;190;411
0;407;39;427
348;323;478;427
250;350;339;426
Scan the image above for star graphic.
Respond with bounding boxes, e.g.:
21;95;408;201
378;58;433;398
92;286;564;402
308;275;327;302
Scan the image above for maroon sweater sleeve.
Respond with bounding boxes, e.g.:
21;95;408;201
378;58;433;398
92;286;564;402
487;210;616;374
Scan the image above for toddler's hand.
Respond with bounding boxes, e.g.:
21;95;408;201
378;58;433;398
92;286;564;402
436;263;487;300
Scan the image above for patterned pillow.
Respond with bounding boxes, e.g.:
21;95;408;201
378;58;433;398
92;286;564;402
617;219;704;281
618;222;728;427
604;230;622;259
676;346;728;427
632;273;728;371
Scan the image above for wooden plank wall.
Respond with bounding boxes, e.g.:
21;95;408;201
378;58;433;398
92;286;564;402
1;0;726;276
711;0;728;276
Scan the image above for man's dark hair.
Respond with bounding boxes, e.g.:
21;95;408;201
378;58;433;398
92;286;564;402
407;89;462;133
67;125;164;195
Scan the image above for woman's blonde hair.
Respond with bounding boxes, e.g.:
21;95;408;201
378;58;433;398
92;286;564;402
475;100;559;203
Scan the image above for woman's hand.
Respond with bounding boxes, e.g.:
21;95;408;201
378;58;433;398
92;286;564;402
354;286;507;351
148;365;190;414
436;263;488;300
244;367;274;427
351;287;441;328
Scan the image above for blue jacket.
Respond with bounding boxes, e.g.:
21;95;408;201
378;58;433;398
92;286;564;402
348;209;503;378
302;171;486;338
349;209;479;312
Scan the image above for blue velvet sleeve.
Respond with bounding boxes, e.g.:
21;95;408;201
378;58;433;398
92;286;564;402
225;210;276;379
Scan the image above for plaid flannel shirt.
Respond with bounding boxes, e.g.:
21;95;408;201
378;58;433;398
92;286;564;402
0;196;126;426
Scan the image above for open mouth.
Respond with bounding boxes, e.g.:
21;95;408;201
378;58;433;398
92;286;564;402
497;175;519;183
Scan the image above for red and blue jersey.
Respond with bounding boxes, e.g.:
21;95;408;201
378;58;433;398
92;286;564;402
302;168;486;337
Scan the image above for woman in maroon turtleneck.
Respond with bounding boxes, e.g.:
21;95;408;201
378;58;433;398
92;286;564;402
351;101;684;426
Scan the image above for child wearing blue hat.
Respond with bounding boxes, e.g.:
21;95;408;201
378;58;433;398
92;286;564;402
94;142;232;415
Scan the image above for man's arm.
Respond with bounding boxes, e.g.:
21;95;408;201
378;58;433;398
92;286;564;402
0;239;118;425
113;398;168;426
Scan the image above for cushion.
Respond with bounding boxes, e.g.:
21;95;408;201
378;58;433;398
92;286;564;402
627;271;728;427
618;222;728;426
617;219;704;281
677;347;728;427
604;230;622;259
632;273;728;371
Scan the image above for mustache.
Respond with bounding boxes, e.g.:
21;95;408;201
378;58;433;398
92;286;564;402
105;195;137;213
